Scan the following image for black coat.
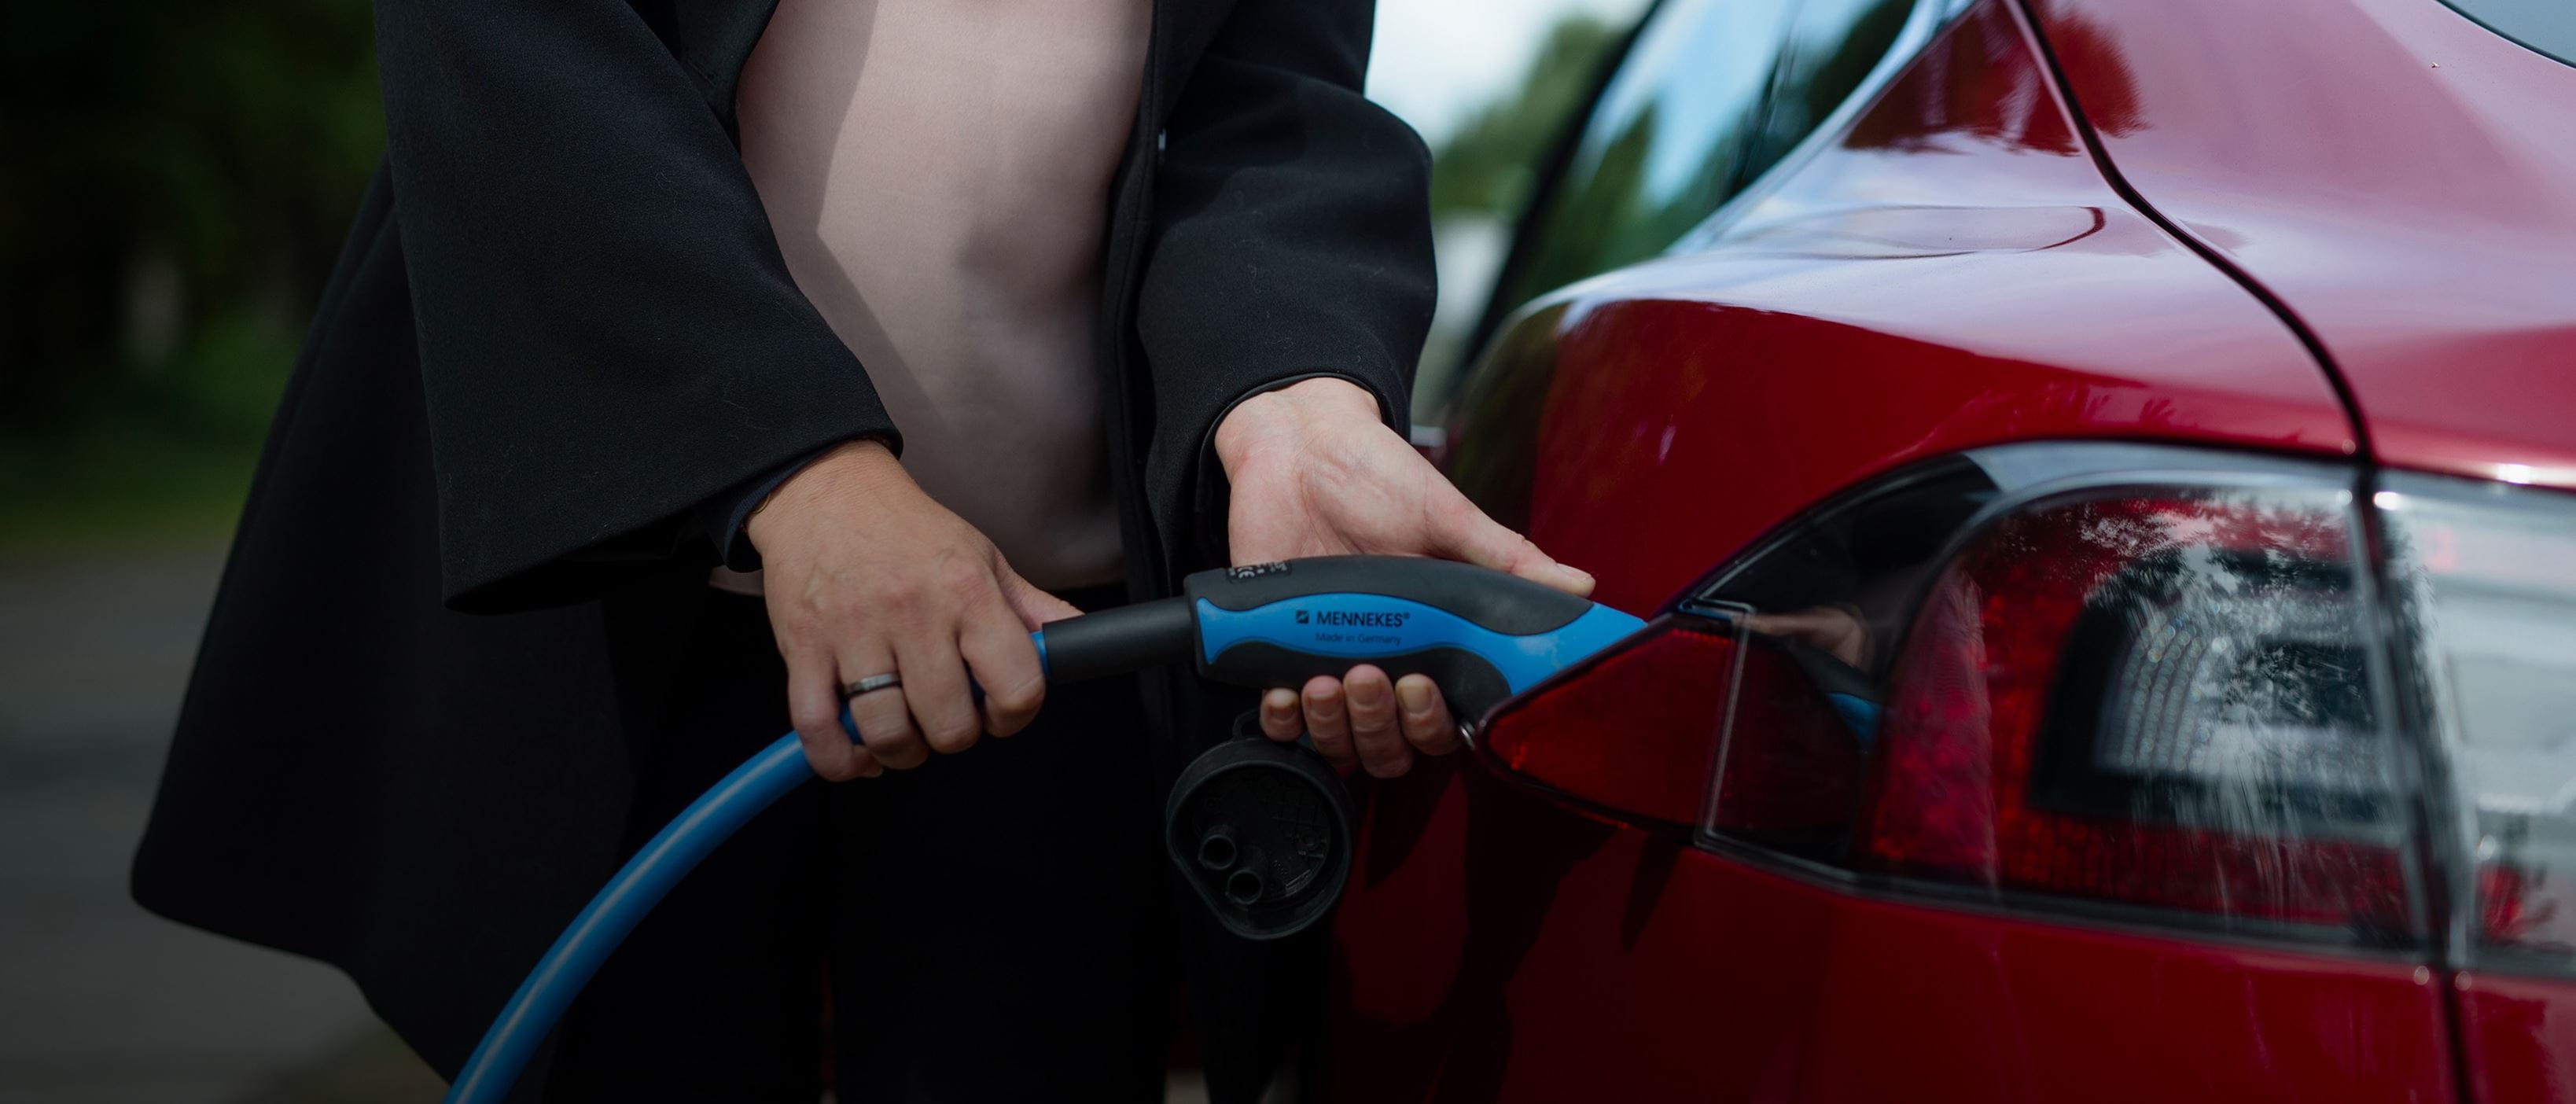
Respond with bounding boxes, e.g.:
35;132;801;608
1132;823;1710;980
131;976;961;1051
130;0;1433;1094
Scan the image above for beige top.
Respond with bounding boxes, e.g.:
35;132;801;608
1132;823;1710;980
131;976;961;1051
734;0;1149;591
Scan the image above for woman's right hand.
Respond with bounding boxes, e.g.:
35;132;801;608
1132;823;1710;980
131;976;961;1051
747;440;1080;781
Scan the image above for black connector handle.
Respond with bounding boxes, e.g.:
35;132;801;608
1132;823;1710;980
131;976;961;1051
1036;596;1197;683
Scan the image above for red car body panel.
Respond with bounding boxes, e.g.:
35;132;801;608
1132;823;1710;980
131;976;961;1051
2039;0;2576;1095
2461;976;2576;1104
1325;757;2455;1103
2037;0;2576;490
1327;0;2530;1098
1440;0;2353;618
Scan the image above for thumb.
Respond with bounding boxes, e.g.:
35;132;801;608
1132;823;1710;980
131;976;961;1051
999;569;1084;630
1432;498;1595;598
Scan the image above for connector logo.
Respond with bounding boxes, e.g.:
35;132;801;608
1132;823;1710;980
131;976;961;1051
1298;609;1408;628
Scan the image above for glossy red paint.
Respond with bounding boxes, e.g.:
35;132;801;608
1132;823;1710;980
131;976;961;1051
2460;973;2576;1104
1443;0;2355;618
1326;756;2456;1104
2033;0;2576;489
1479;616;1737;828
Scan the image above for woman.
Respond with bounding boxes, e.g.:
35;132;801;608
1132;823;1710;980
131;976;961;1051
133;0;1590;1099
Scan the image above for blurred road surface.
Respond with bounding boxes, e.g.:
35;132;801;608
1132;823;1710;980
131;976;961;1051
0;545;435;1103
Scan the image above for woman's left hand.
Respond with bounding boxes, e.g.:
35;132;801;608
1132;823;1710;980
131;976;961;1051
1214;377;1593;778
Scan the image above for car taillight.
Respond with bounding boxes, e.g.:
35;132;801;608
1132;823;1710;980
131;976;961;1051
1856;490;2416;937
1482;445;2442;950
1474;445;2464;948
2375;474;2576;969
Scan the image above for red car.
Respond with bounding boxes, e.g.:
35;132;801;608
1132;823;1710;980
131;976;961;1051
1323;0;2576;1099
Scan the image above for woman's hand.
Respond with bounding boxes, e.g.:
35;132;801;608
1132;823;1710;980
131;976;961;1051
1216;378;1593;778
748;440;1079;781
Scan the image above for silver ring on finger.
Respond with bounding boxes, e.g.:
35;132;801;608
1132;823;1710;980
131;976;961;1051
841;672;902;698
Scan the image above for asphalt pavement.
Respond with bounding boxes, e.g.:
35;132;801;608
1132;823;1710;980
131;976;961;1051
0;544;440;1103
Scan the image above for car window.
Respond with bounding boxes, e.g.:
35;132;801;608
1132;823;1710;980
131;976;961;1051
1742;0;1913;177
1494;0;1802;314
1487;0;1926;324
2442;0;2576;67
1404;5;1649;424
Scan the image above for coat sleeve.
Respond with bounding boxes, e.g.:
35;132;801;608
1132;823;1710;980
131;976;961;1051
1134;0;1440;563
374;0;891;612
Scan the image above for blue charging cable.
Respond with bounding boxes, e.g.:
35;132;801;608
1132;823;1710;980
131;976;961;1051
442;728;811;1102
446;623;1060;1103
440;557;1642;1102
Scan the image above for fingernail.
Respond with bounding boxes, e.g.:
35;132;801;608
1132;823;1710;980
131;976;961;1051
1265;688;1297;712
1397;679;1433;715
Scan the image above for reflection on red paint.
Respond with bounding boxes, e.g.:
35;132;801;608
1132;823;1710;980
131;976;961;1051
2460;975;2576;1104
1481;616;1735;827
1331;778;2454;1103
2037;0;2576;491
1444;0;2352;617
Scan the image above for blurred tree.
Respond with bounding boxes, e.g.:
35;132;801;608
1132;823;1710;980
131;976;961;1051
1;0;382;440
1426;13;1623;222
1502;99;1662;311
1409;11;1632;415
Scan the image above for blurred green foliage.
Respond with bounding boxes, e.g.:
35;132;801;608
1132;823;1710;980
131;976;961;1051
2;0;381;546
1426;14;1625;223
1408;12;1630;417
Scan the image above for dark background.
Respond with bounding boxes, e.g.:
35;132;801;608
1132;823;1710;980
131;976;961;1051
3;0;383;548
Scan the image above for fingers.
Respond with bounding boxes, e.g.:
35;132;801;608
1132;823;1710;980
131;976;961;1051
1300;675;1356;768
1430;494;1595;597
1395;674;1461;756
999;570;1084;630
751;451;1059;779
1268;672;1459;773
1260;688;1302;742
962;587;1046;738
893;629;982;757
786;646;876;782
838;643;926;771
1341;665;1412;778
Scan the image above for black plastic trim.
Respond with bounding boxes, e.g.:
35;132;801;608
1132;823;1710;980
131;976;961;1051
1687;826;2434;959
1181;555;1593;633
